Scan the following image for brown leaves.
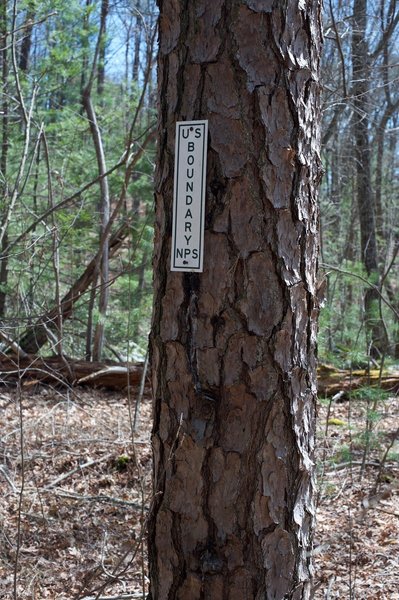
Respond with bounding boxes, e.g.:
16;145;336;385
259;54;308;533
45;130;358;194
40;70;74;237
0;388;152;599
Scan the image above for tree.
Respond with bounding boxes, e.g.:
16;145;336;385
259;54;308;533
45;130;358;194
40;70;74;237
0;0;158;360
351;0;388;357
149;2;323;599
18;0;35;73
0;0;9;318
319;0;399;363
82;3;111;361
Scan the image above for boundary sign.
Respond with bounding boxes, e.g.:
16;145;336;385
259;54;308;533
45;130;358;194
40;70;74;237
171;120;208;272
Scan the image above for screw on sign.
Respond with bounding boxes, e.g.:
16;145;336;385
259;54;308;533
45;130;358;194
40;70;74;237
171;120;208;272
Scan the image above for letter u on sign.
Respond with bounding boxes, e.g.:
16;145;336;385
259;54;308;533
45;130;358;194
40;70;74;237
171;120;208;272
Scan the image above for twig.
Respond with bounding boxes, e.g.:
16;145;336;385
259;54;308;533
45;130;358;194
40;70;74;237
325;574;336;599
44;453;113;489
81;594;143;600
374;506;399;518
380;242;399;292
321;262;399;320
49;489;147;510
326;460;382;472
0;464;17;492
374;426;399;492
100;531;118;581
0;329;28;358
133;349;149;432
3;365;69;387
13;383;25;600
6;12;58;38
77;366;132;384
0;0;38;250
43;437;148;446
1;126;154;259
21;511;56;523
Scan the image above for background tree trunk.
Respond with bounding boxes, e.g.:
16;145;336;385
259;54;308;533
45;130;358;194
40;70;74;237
351;0;388;357
132;0;142;83
149;1;323;599
97;0;109;97
18;2;35;73
0;0;9;318
82;9;111;361
83;89;110;361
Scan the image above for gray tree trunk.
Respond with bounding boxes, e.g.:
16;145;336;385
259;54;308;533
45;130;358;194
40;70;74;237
0;0;9;318
97;0;109;96
18;3;35;72
149;1;323;599
352;0;388;357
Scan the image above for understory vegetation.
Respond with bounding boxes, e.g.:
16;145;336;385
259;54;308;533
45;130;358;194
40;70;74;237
0;0;397;368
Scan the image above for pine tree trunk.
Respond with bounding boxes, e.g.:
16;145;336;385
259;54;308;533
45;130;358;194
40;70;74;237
149;2;323;599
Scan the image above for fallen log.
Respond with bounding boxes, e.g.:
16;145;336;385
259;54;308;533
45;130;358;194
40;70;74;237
1;355;398;397
0;355;146;391
317;364;399;398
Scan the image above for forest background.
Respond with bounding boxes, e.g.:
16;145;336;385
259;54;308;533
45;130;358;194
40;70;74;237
0;0;397;369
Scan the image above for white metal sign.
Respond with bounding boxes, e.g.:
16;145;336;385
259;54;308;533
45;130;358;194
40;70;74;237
171;120;208;272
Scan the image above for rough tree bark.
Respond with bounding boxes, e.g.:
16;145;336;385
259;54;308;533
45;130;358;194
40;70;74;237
149;2;322;599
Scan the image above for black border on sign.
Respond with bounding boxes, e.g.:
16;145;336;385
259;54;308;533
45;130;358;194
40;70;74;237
172;121;207;271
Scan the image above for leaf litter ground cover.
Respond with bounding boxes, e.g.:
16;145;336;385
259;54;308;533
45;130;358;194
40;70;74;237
0;384;398;599
314;392;399;599
0;386;152;599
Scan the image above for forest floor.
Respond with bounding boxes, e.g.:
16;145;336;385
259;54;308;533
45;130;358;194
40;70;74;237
0;383;398;600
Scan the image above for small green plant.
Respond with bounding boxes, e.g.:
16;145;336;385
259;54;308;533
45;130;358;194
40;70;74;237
330;445;353;465
386;451;399;463
115;454;130;471
353;429;383;452
321;482;338;498
349;386;390;404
